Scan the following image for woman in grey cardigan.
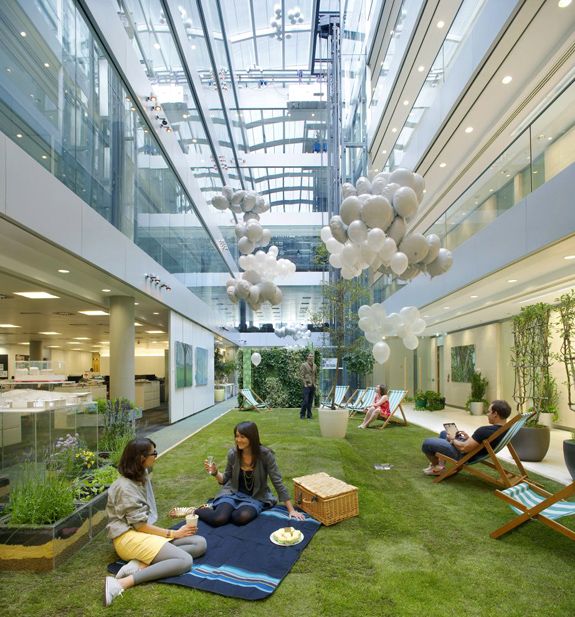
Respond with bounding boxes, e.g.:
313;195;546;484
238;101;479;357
197;421;305;526
103;437;207;606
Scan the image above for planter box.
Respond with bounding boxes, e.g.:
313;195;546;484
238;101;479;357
318;407;349;438
511;426;550;462
0;491;108;572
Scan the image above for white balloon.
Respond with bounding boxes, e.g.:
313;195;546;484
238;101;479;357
403;334;419;350
248;285;260;304
329;215;348;243
389;168;417;191
400;233;429;264
358;316;373;331
326;237;344;254
358;305;371;318
371;303;387;321
347;220;368;244
422;234;441;264
320;226;333;242
236;279;251;299
390;251;408;275
393;186;419;219
412;173;425;201
329;253;343;268
372;341;391;364
427;248;453;277
238;236;255;254
365;329;382;344
387;217;407;244
380;237;398;262
355;176;372;195
361;195;394;230
243;211;259;222
251;352;262;366
340;196;362;225
400;306;420;323
222;186;234;201
246;220;263;242
341;182;357;198
412;318;426;336
381;182;400;203
341;243;359;265
243;192;257;211
243;270;261;285
268;245;279;257
212;195;230;210
231;189;246;205
341;267;355;280
260;229;272;246
235;223;247;239
366;227;386;250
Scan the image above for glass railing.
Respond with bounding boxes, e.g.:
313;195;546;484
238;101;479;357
376;78;575;299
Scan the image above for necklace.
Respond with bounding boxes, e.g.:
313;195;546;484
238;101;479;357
242;469;255;493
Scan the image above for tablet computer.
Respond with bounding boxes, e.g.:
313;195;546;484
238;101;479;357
443;422;458;438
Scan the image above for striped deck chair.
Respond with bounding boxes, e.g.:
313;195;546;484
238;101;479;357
348;387;376;416
344;388;365;413
490;481;575;541
376;389;408;429
433;412;535;488
321;385;349;408
239;388;270;411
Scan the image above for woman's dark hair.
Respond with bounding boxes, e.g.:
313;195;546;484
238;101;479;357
118;437;156;483
234;421;262;463
378;384;388;395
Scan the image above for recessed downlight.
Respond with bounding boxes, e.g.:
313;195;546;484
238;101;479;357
101;289;111;293
470;295;479;299
0;324;20;328
39;331;61;335
78;310;109;316
501;75;513;85
417;65;425;72
465;126;474;134
439;162;447;168
436;20;445;28
558;0;572;8
564;255;575;260
507;279;518;283
146;330;165;334
58;269;70;273
153;312;160;315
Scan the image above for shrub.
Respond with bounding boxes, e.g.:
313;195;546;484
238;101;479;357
73;464;119;502
263;376;291;408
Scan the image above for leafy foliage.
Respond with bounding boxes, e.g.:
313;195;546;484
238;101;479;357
466;370;489;411
98;398;136;456
73;464;119;502
343;348;375;377
556;289;575;412
7;467;75;525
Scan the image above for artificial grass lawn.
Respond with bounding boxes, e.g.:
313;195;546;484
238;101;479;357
1;408;574;617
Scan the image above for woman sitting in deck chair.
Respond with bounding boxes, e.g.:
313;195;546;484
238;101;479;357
357;385;390;429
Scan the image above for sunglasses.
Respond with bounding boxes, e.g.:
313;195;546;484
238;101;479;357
148;450;158;457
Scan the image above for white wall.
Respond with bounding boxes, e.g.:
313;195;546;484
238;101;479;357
0;345;91;378
169;311;215;422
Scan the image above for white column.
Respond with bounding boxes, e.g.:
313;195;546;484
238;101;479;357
109;296;135;402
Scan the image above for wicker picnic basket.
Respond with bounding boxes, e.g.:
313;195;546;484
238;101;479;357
293;472;358;526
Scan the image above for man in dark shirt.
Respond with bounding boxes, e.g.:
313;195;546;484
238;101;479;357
421;399;512;476
299;353;317;419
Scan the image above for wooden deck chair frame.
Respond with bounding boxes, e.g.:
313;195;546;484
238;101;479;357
239;388;270;411
348;387;376;417
344;388;365;414
321;385;349;408
433;412;535;488
490;481;575;541
377;389;408;429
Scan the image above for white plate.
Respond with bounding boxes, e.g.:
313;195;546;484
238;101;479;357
269;530;304;546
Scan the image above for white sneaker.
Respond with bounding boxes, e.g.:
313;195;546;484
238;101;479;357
423;465;445;476
104;576;124;607
116;559;144;579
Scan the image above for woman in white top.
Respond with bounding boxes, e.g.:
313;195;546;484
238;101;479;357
103;437;206;607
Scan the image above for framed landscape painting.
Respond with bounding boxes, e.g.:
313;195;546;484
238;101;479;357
195;347;208;386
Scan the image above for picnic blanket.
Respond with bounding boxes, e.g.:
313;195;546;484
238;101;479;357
108;506;321;600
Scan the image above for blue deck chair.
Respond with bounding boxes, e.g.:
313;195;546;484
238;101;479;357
376;389;408;429
343;388;365;413
433;412;535;488
321;385;349;408
239;388;270;411
490;481;575;541
348;387;376;416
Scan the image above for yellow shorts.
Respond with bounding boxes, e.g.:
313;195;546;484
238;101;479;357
113;529;170;564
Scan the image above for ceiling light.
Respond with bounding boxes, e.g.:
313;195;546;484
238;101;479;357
18;342;29;346
465;126;474;133
146;330;164;334
100;341;109;344
47;345;61;348
443;306;450;310
417;65;425;72
39;331;61;335
558;0;572;7
135;322;142;326
153;42;161;50
73;337;91;340
436;20;445;28
403;99;409;106
470;295;478;299
14;291;60;299
391;127;397;133
501;75;513;85
507;279;518;283
381;149;387;154
78;310;109;316
564;255;575;260
16;133;23;138
20;31;26;37
101;289;111;293
0;324;20;328
439;162;446;168
134;302;139;306
153;312;160;315
58;269;70;273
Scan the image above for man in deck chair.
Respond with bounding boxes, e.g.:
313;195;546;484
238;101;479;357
420;399;512;476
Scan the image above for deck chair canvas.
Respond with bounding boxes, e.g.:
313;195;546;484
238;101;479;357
348;387;376;416
321;385;349;408
239;388;270;411
433;412;535;488
376;389;408;429
344;388;365;413
490;481;575;542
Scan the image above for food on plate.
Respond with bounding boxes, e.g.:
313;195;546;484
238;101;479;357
272;526;303;545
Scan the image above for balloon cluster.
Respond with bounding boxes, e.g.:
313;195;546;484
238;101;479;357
275;323;312;344
226;246;296;311
211;187;272;255
357;303;427;364
320;168;453;280
251;352;261;366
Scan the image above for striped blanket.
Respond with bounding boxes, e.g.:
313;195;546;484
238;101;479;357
108;506;321;600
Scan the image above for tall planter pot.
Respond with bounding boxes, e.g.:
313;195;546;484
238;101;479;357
510;426;551;462
469;401;484;416
318;407;349;438
0;490;108;572
563;439;575;480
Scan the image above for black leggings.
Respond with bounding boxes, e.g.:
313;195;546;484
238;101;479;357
196;503;258;527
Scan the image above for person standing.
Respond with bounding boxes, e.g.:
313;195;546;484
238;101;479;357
299;352;317;419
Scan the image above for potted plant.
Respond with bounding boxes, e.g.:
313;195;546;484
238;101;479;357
414;390;427;410
556;290;575;478
510;303;552;461
466;370;489;416
424;390;445;411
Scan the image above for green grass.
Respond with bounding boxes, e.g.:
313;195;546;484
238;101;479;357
1;409;574;617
